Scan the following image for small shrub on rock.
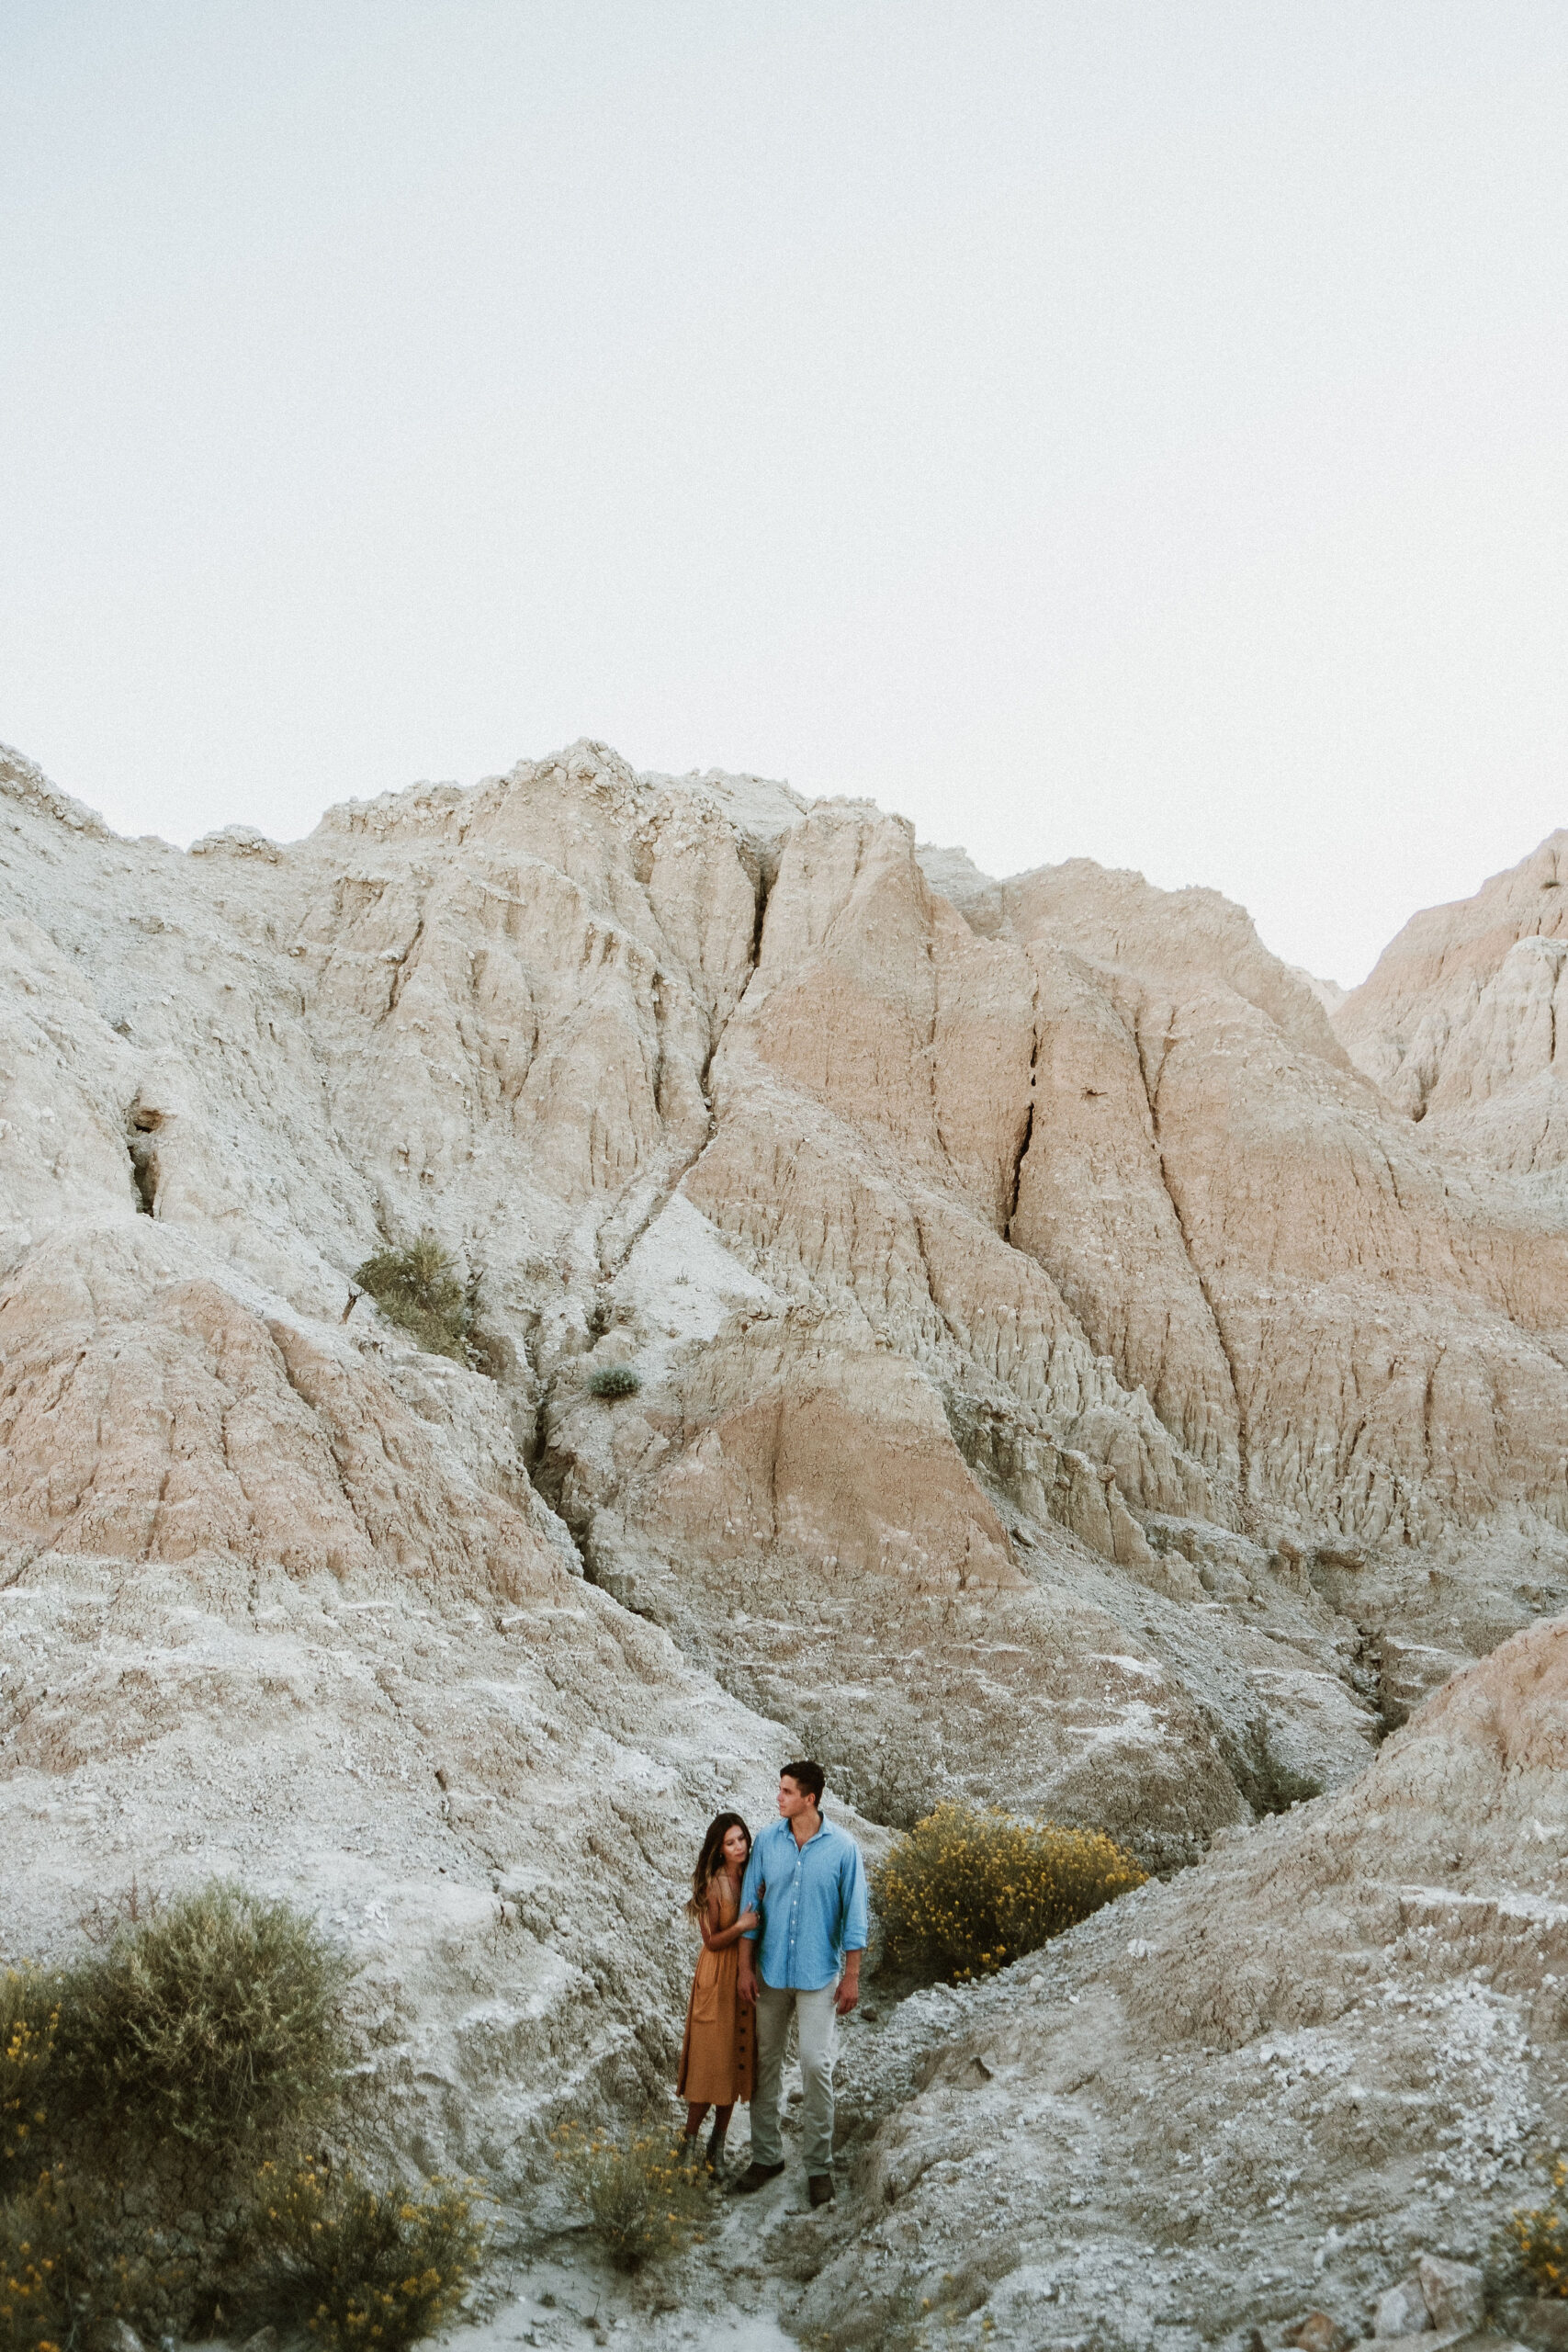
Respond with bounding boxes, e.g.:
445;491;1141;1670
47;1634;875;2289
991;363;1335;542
243;2159;484;2350
585;1363;642;1399
57;1880;348;2160
552;2120;708;2269
355;1232;474;1364
874;1802;1146;1984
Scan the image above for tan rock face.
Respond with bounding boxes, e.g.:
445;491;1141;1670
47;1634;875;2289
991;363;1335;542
647;1327;1021;1595
4;734;1568;2217
1337;830;1568;1169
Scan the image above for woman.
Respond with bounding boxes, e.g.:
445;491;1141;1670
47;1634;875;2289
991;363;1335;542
677;1811;758;2173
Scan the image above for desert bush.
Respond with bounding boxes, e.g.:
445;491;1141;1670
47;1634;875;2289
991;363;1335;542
585;1363;642;1399
1509;2156;1568;2295
355;1233;472;1363
552;2121;708;2270
874;1802;1146;1984
57;1880;347;2161
242;2159;483;2350
1;1883;482;2347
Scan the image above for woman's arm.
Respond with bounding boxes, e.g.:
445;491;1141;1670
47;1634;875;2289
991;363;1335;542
699;1888;761;1951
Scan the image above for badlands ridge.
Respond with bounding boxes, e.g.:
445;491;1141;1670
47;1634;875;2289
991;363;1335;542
3;738;1568;2346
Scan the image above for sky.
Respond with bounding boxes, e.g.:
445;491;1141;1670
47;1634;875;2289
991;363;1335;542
2;4;1564;987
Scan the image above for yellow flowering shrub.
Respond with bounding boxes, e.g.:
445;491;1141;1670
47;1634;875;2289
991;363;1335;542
1510;2156;1568;2296
0;2165;66;2352
553;2121;709;2270
245;2159;484;2350
0;1978;58;2190
0;2165;183;2352
874;1802;1146;1983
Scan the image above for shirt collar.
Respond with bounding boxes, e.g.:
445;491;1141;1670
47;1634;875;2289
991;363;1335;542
776;1809;829;1849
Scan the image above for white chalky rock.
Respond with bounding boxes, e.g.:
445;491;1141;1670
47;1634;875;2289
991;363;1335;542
1372;2278;1431;2337
1416;2256;1486;2335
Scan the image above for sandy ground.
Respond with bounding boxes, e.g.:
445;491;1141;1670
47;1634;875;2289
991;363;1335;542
463;2222;800;2352
457;2133;818;2352
446;2040;835;2352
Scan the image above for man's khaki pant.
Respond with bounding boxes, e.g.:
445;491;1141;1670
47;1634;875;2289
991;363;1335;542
750;1975;840;2175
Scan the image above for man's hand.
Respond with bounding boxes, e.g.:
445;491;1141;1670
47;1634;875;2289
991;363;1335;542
834;1959;862;2017
738;1953;757;2007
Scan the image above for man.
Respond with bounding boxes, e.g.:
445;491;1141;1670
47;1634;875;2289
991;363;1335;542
732;1758;869;2207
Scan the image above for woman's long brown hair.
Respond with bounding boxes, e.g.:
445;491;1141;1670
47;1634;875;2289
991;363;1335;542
687;1811;751;1920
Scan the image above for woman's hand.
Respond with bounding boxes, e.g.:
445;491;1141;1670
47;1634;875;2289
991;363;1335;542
737;1908;760;1932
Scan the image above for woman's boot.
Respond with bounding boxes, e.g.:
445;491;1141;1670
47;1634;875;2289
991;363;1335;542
705;2122;728;2176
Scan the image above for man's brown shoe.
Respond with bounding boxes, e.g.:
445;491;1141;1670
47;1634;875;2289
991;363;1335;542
807;2174;835;2207
731;2161;785;2194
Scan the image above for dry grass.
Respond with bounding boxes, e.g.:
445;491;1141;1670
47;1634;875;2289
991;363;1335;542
874;1802;1146;1984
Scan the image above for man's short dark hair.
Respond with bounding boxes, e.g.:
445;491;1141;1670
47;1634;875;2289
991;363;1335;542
780;1758;825;1804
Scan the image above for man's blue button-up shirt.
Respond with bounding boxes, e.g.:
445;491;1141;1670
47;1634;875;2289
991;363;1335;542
739;1812;869;1992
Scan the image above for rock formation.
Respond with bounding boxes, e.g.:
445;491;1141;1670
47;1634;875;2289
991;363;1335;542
1337;831;1568;1179
3;736;1567;2341
811;1608;1568;2346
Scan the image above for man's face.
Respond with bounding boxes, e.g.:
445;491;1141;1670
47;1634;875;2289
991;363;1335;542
777;1774;814;1820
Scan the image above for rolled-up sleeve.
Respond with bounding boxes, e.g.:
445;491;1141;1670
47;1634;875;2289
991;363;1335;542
841;1841;869;1954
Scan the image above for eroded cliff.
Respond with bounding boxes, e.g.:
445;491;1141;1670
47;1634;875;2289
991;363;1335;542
3;739;1567;2342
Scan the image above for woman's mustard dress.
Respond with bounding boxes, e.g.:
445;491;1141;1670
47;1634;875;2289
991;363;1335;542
676;1875;756;2105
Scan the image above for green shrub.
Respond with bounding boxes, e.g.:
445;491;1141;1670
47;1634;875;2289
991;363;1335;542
355;1233;471;1363
585;1363;641;1399
874;1802;1146;1984
243;2159;484;2350
57;1880;347;2160
552;2121;708;2270
1510;2157;1568;2295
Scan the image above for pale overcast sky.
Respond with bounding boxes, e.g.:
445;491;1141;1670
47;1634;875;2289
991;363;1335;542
3;3;1563;984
